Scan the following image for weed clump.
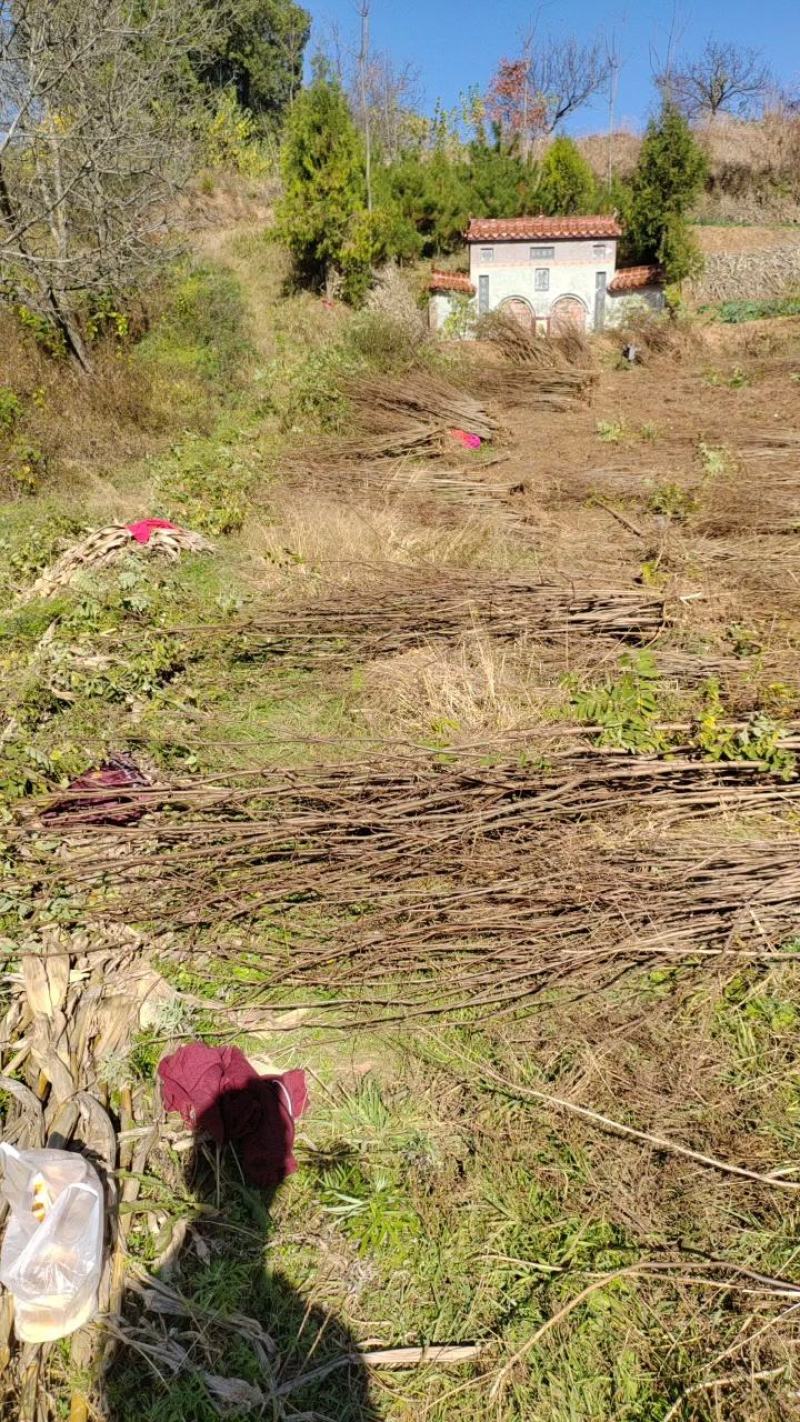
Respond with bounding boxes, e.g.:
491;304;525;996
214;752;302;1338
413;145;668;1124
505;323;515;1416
568;650;667;752
716;294;800;323
137;261;253;402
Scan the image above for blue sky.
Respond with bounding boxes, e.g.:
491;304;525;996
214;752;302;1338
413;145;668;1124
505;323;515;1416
307;0;799;133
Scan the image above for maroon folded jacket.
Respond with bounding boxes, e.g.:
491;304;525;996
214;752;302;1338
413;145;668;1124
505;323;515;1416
158;1043;308;1188
42;754;149;827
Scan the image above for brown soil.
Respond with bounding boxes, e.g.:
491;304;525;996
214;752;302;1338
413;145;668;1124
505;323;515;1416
696;224;800;254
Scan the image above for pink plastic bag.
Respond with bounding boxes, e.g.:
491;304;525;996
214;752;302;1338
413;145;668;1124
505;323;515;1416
449;428;481;450
125;518;178;544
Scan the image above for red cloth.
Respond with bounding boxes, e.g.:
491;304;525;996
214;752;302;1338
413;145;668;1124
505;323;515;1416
42;754;149;827
126;518;178;544
158;1044;308;1188
449;428;481;450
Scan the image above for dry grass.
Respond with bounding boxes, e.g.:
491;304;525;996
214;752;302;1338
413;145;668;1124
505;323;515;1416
360;635;568;738
0;312;165;500
608;308;707;364
575;127;642;179
365;263;428;341
246;485;528;580
577;110;800;221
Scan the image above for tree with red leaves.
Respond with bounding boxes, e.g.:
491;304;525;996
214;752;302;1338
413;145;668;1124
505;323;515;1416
486;57;544;149
486;37;610;151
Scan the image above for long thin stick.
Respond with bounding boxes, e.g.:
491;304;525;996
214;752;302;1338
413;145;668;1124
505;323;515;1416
448;1048;800;1193
490;1265;647;1397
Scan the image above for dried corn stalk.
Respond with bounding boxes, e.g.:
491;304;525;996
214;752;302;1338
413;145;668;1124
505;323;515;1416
20;524;213;604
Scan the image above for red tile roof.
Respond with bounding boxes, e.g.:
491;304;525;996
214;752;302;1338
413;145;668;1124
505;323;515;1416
608;264;665;293
466;215;622;242
429;269;476;295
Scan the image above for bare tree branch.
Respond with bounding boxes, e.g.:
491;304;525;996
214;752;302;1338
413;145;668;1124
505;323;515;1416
0;0;221;368
657;38;772;118
533;36;611;133
487;33;611;147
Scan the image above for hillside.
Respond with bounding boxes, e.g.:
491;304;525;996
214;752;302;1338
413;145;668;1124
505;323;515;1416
579;111;800;225
2;208;800;1421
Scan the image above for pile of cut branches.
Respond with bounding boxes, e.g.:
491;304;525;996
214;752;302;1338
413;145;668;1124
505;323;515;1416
20;745;800;1019
193;574;666;664
20;525;212;604
331;372;497;461
473;310;596;407
0;924;169;1420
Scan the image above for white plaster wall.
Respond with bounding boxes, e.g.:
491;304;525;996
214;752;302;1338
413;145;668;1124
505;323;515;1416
468;238;617;330
469;238;617;270
429;292;452;332
605;289;665;327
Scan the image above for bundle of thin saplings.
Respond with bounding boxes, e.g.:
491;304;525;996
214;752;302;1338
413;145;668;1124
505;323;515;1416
244;834;800;1018
186;575;666;664
282;450;524;532
693;465;800;536
21;745;800;1014
471;309;597;407
330;372;497;461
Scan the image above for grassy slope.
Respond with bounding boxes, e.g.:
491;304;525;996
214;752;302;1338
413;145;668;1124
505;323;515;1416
3;230;800;1422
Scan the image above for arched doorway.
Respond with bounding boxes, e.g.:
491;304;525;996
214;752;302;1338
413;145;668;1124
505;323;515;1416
551;295;588;334
499;296;534;332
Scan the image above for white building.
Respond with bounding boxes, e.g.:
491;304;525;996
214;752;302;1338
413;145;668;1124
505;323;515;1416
428;215;665;335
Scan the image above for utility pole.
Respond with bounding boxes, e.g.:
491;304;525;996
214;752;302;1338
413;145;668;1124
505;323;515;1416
661;0;683;105
358;0;373;213
521;26;532;158
605;31;621;190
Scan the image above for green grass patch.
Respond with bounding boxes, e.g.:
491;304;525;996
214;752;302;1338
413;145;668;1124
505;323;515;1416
137;261;253;393
713;295;800;324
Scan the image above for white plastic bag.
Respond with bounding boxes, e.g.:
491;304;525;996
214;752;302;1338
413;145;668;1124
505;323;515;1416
0;1143;104;1342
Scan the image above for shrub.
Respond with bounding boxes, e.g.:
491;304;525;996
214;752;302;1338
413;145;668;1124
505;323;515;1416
137;262;251;390
203;88;273;177
538;136;597;215
625;105;707;282
0;388;22;430
568;651;667;752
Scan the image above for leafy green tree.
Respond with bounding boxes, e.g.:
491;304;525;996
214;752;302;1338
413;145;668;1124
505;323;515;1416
594;174;633;220
537;136;597;215
276;69;366;288
625;104;707;281
385;139;542;258
277;66;419;299
659;211;705;284
205;0;310;125
340;206;420;303
465;141;540;219
386;150;468;256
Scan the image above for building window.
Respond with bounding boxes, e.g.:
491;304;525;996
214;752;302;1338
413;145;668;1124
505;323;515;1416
478;274;490;314
596;270;607;291
531;245;555;260
593;243;607;258
534;268;550;292
480;247;494;262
